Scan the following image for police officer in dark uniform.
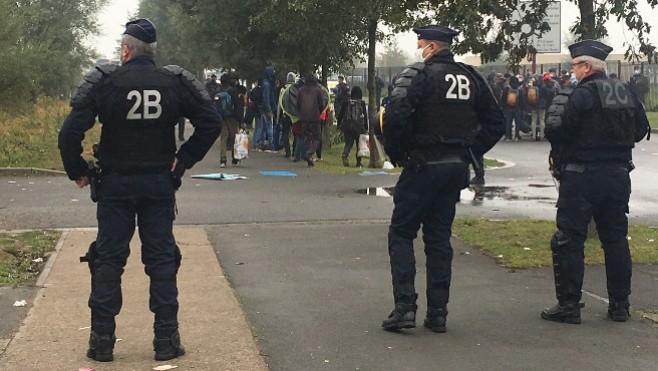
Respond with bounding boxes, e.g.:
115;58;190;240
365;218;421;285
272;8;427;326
381;25;505;333
541;40;650;324
58;19;221;361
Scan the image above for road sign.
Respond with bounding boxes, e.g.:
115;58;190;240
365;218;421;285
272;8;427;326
514;1;561;53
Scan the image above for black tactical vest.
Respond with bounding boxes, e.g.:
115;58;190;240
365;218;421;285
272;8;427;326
412;62;480;148
574;79;636;149
98;66;179;171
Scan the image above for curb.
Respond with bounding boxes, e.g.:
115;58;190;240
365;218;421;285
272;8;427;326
0;168;66;177
35;229;70;288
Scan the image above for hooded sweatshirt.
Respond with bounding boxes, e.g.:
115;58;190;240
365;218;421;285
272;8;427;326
296;74;325;122
259;66;277;114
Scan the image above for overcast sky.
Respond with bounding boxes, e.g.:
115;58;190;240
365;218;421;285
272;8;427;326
93;0;657;60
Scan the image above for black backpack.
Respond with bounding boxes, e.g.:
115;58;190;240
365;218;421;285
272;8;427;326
342;99;364;135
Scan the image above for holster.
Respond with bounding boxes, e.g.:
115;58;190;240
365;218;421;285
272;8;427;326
87;160;101;203
80;241;98;275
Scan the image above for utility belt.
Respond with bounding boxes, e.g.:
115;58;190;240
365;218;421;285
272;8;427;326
101;165;170;176
426;154;467;165
406;150;467;173
562;161;635;174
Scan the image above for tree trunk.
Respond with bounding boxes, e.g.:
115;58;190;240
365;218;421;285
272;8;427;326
366;16;380;168
578;0;596;39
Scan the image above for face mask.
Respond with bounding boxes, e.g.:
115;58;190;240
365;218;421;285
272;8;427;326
414;44;431;63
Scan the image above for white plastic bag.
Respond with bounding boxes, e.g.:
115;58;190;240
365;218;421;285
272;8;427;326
233;130;249;160
357;134;370;158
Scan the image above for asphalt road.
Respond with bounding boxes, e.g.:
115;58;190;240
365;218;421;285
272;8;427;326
1;136;658;370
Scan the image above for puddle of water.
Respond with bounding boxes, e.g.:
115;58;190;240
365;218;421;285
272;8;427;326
356;186;556;206
528;183;554;188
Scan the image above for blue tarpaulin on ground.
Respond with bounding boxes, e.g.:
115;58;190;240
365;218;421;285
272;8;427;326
359;171;390;176
259;171;298;177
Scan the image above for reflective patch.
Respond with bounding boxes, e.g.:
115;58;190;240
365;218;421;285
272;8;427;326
594;80;634;109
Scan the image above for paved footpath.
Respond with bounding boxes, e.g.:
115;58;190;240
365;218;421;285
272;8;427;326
0;227;267;371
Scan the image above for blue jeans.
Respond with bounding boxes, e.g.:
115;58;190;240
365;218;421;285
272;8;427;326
90;171;180;337
294;134;306;161
256;113;273;148
504;108;525;139
272;124;282;151
388;162;469;308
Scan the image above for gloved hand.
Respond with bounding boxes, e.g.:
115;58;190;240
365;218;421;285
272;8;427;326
171;159;186;190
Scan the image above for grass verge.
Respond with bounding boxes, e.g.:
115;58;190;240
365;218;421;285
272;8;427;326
0;98;100;170
0;230;61;287
453;218;658;269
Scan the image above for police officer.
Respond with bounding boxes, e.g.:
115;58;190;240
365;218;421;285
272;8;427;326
541;40;650;324
381;25;505;333
58;19;221;361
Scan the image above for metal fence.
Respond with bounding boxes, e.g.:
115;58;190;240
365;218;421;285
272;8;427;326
344;62;658;110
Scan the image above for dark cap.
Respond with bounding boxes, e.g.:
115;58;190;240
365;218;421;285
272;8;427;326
569;39;612;61
123;18;156;44
413;25;459;44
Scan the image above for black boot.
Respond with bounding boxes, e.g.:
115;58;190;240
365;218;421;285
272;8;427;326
424;307;448;333
87;331;116;362
154;330;186;361
541;302;583;324
608;298;630;322
382;303;417;331
341;154;349;167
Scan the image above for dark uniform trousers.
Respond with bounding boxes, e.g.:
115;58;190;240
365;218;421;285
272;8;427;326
554;164;632;304
388;161;469;308
90;171;181;338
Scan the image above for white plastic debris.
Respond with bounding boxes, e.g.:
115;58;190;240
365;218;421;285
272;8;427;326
497;255;504;258
153;366;178;371
78;326;91;330
382;161;394;170
523;247;531;251
627;236;632;241
13;300;27;307
78;368;95;371
32;257;44;263
649;239;655;242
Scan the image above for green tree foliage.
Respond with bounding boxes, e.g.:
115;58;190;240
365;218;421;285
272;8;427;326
417;0;657;64
0;0;108;111
137;0;206;77
569;0;657;61
377;41;411;67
